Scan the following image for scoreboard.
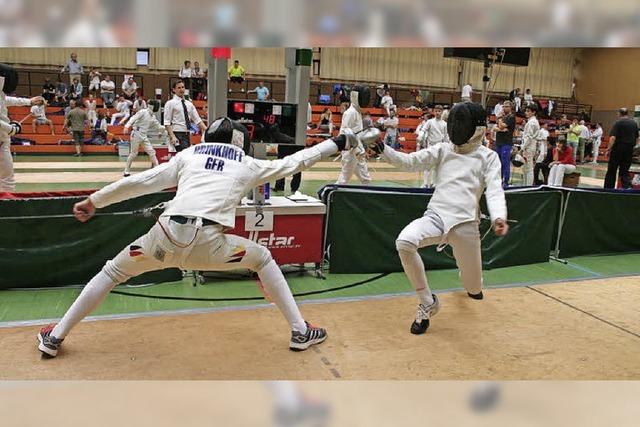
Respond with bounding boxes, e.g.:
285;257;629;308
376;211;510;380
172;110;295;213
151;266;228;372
227;100;298;143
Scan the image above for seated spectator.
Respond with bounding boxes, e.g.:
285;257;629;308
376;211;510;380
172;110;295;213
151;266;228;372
121;76;138;100
534;134;554;185
548;139;576;187
29;99;55;135
248;81;270;101
68;77;83;102
191;61;206;100
179;60;193;78
192;61;205;78
228;59;245;91
382;107;400;149
84;94;98;125
318;108;333;132
380;90;393;115
55;78;68;105
88;67;102;95
100;74;116;107
42;77;56;104
133;95;147;113
524;88;534;107
110;95;133;125
91;111;110;145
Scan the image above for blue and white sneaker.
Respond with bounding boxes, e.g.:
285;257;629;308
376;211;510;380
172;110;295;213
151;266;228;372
37;323;64;358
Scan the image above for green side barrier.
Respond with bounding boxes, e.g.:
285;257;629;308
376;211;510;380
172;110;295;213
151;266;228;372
0;192;181;289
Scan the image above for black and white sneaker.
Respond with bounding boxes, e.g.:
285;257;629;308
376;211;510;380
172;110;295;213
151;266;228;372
123;172;130;177
37;323;64;358
468;291;484;300
410;294;440;335
289;322;327;351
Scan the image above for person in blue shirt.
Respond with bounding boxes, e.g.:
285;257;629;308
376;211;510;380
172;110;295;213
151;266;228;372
249;81;270;101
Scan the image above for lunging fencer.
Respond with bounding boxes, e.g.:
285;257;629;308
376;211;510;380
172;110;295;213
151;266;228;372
362;102;509;334
335;84;372;185
0;63;45;192
122;100;161;177
37;117;363;357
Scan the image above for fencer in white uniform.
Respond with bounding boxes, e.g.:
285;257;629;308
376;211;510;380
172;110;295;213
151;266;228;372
37;117;363;357
521;105;540;186
420;105;448;188
0;63;44;192
122;101;161;177
364;102;508;334
335;85;372;185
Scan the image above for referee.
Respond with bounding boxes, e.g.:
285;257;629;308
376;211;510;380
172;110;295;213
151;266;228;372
163;80;206;151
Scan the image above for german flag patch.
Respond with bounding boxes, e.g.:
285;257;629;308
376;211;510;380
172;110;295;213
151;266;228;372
129;245;144;258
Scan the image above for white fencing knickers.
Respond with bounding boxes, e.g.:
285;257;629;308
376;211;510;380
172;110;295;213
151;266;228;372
522;148;536;186
396;211;483;297
124;134;159;174
335;150;371;185
0;138;15;192
423;141;442;188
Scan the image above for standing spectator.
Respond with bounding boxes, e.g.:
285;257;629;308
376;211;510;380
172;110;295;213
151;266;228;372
192;61;205;78
523;88;533;107
28;100;55;135
191;61;206;100
317;108;333;132
100;74;115;107
382;107;399;149
228;59;245;91
55;77;68;106
110;96;133;125
132;95;147;113
513;92;522;114
509;87;520;102
248;81;270;101
590;123;603;164
493;101;503;118
88;68;101;95
380;90;393;116
121;76;138;101
461;82;473;102
521;105;540;186
84;94;98;125
163;80;207;152
548;139;576;187
68;77;83;102
42;77;56;104
578;120;591;163
374;84;387;108
179;60;193;78
415;112;429;151
60;52;83;85
420;105;448;188
604;108;639;189
63;99;88;157
534;126;552;185
494;100;516;187
566;118;581;162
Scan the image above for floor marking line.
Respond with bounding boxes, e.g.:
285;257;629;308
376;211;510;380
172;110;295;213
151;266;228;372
526;286;640;340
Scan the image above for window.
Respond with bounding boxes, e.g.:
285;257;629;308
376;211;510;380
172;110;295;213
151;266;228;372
136;49;150;66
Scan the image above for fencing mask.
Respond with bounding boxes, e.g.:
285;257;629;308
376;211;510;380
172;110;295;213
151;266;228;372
0;63;18;94
447;102;487;146
350;84;371;109
203;116;251;154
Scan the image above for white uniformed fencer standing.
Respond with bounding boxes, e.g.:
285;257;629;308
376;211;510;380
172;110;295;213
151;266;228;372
335;85;372;185
0;63;45;192
521;105;540;186
37;117;363;357
122;101;161;177
420;105;448;188
363;102;508;334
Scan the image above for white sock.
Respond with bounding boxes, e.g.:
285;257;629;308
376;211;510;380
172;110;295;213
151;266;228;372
397;247;434;307
257;261;307;334
52;271;116;339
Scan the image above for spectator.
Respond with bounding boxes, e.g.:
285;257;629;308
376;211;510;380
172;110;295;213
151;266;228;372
461;82;473;102
192;61;205;78
317;107;333;132
494;100;516;187
28;99;55;135
524;88;534;106
132;95;147;113
60;52;83;85
590;123;603;164
493;101;503;118
415;112;430;151
191;61;206;100
91;111;109;145
248;81;270;101
534;123;551;185
179;60;193;78
380;90;393;115
577;119;591;163
121;76;138;101
338;85;350;104
567;118;581;162
382;107;399;149
604;108;639;189
55;77;68;106
88;67;101;95
68;77;83;102
84;94;98;125
374;84;387;108
100;74;116;107
110;96;133;125
509;87;520;102
513;92;522;114
521;105;540;186
163;80;207;152
548;139;576;187
42;77;56;104
63;99;88;157
228;59;245;91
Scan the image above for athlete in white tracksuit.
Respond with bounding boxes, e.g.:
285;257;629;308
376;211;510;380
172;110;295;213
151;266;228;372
521;106;540;186
37;117;362;357
0;64;44;192
122;106;160;176
366;102;508;334
419;106;448;188
335;85;372;185
591;124;603;164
